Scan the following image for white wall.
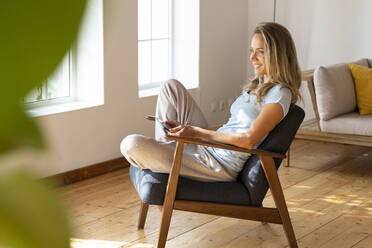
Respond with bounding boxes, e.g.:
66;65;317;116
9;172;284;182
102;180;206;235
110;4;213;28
275;0;372;68
173;0;200;89
247;0;372;120
246;0;275;79
199;0;249;125
19;0;248;177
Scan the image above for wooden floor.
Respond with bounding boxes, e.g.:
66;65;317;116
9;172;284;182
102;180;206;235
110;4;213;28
58;139;372;248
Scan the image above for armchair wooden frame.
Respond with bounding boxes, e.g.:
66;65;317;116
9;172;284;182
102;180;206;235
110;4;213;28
137;135;298;248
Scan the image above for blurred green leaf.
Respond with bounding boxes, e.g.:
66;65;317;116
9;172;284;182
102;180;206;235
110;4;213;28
0;1;88;247
0;0;87;154
0;170;71;248
0;102;44;153
0;0;87;99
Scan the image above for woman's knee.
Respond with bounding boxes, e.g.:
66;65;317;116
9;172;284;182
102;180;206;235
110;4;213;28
160;79;186;94
120;134;146;157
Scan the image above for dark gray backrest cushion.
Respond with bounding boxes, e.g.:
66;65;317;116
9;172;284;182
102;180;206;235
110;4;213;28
239;105;305;206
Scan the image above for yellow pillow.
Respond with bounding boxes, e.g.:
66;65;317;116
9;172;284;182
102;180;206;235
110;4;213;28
349;63;372;115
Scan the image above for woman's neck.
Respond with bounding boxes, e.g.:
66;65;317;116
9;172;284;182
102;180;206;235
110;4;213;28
263;74;270;84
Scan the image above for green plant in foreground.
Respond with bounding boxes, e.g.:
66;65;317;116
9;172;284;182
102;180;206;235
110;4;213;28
0;1;87;247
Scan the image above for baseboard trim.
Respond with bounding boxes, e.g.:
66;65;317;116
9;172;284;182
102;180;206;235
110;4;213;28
44;157;130;187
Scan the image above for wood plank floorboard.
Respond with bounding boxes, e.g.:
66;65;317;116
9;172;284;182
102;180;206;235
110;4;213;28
59;139;372;248
352;234;372;248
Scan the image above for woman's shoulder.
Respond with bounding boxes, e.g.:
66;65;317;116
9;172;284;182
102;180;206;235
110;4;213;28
263;84;293;117
265;84;292;99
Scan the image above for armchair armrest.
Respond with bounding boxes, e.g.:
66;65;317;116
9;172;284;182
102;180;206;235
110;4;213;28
165;135;286;159
145;116;285;159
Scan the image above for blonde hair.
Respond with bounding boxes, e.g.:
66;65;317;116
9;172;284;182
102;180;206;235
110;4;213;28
244;22;302;104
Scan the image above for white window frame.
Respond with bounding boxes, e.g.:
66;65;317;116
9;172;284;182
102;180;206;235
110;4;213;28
138;0;200;98
24;50;75;108
26;0;104;117
138;0;174;97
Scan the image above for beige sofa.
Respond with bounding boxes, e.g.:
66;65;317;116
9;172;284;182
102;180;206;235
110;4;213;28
298;58;372;147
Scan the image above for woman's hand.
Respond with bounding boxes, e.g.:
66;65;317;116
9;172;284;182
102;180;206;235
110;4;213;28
167;124;198;138
164;120;181;129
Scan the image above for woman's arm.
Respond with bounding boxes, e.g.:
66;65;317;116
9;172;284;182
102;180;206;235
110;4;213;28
205;125;222;131
164;121;222;131
167;103;284;150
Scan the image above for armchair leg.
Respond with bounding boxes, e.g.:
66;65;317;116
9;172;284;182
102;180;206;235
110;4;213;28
157;141;185;248
260;155;298;248
285;147;290;167
138;202;149;229
157;201;175;248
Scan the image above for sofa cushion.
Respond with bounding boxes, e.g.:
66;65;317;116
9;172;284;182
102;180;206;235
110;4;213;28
320;112;372;136
349;63;372;115
314;58;369;121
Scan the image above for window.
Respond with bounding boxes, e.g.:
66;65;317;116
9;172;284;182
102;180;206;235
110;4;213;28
138;0;199;98
138;0;173;94
25;0;104;117
24;51;73;105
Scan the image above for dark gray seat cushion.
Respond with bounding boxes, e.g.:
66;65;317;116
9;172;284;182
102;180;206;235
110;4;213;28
130;105;305;206
130;166;252;206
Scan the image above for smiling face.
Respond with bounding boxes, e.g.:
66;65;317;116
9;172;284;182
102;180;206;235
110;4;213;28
250;34;267;77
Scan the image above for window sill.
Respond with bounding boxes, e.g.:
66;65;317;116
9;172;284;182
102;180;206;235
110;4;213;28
27;100;104;117
138;87;161;98
139;83;198;98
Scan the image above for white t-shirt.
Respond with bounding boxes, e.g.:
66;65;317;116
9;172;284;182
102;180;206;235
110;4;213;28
207;85;292;172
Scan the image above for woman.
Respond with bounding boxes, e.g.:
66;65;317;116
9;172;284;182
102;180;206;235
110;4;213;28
121;22;301;182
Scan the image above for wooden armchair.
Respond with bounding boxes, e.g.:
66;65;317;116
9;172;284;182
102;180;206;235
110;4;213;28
130;105;305;248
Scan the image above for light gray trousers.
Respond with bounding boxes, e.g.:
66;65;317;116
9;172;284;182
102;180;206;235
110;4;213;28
120;79;237;182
